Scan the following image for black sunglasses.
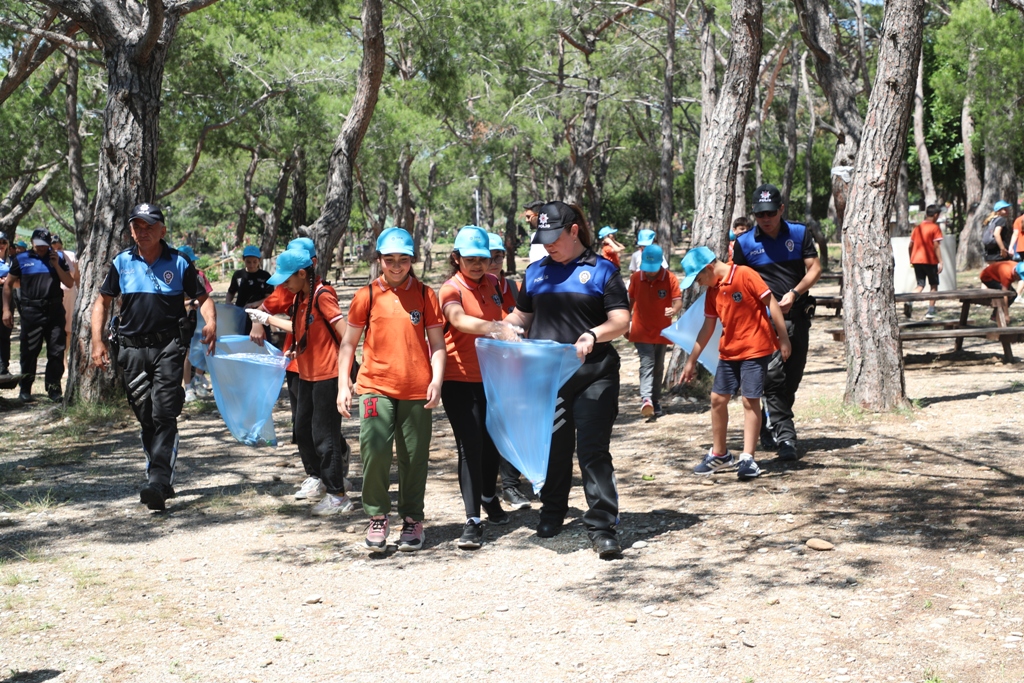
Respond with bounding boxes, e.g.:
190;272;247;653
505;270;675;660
754;210;778;218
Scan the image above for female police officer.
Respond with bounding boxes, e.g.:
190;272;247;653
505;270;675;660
90;203;216;511
504;201;630;559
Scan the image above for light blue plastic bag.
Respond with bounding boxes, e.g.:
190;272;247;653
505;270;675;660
477;338;583;494
189;303;249;371
206;335;288;446
661;292;722;375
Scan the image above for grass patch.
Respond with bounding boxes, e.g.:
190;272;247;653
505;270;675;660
0;466;27;487
36;448;88;467
61;398;132;426
70;566;103;589
3;571;23;586
923;671;944;683
0;489;65;513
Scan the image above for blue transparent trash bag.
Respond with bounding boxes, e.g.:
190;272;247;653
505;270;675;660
206;335;288;446
477;338;583;494
660;292;722;375
189;303;249;372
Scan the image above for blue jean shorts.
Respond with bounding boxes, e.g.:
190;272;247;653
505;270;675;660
711;355;771;399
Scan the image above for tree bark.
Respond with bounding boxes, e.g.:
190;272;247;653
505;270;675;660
0;163;61;232
563;76;600;205
794;0;862;232
64;50;92;249
959;149;1015;270
957;51;983;270
504;148;519;274
782;49;800;202
913;54;937;207
841;0;924;411
291;145;307;233
416;161;438;273
890;159;911;237
235;149;260;248
255;152;297;256
305;0;385;280
657;0;677;253
690;0;762;277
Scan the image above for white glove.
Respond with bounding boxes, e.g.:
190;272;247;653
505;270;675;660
488;321;524;342
245;308;270;325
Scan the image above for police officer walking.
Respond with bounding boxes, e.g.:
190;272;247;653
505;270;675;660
90;204;216;511
2;228;75;402
731;184;822;461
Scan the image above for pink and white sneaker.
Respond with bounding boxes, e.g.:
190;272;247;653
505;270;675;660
397;517;424;552
365;516;389;550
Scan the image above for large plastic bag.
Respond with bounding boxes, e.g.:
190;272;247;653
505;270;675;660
661;292;722;375
477;338;582;494
206;334;288;446
189;303;249;371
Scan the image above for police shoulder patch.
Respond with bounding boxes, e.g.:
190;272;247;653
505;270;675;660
163;270;174;284
579;271;591;284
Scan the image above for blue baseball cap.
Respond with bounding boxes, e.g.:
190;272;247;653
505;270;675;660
637;229;656;246
453;226;491;258
287;237;316;258
994;200;1012;212
268;248;313;286
640;244;664;273
176;245;197;262
598;226;617;240
242;245;261;258
680;246;716;289
376;227;414;256
488;233;505;252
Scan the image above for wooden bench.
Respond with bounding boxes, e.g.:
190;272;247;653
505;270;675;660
826;326;1024;360
814;295;843;316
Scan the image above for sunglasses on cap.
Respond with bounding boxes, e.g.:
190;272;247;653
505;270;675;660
754;210;778;218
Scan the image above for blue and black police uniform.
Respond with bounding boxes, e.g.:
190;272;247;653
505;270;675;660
9;236;70;399
100;240;203;491
732;217;818;447
517;240;629;542
0;236;12;375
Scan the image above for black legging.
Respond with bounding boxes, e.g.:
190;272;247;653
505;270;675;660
442;380;500;520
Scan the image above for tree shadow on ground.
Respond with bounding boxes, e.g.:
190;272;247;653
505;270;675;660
0;670;63;683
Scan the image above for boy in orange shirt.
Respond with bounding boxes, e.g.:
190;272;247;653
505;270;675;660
908;204;944;319
680;247;791;479
980;260;1024;311
627;244;682;418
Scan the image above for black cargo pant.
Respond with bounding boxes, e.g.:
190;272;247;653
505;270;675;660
294;377;350;494
442;380;500;520
540;351;620;538
0;317;11;372
762;315;811;444
19;300;66;395
118;338;186;486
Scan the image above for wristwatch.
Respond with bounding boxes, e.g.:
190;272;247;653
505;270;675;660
582;329;598;343
789;289;801;298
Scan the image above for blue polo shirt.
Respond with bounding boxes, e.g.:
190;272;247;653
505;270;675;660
99;241;202;337
9;249;69;301
732;220;817;300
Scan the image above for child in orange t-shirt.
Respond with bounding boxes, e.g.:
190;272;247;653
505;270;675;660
627;244;682;419
980;260;1024;310
337;228;446;553
598;226;625;269
908;205;945;319
255;248;352;517
440;226;524;550
680;247;791;479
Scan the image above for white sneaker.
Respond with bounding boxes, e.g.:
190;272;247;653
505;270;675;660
193;375;212;398
295;476;326;500
184;387;197;403
311;493;354;516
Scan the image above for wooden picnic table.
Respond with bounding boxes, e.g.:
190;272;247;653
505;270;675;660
820;288;1024;361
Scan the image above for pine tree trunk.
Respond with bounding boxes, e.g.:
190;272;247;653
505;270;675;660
291;145;308;232
782;51;800;202
841;0;924;411
691;0;762;283
504;148;519;274
957;52;984;271
64;51;92;249
913;55;937;207
657;0;676;252
959;150;1015;270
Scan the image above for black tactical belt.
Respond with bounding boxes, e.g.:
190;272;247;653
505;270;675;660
118;330;177;349
21;297;62;307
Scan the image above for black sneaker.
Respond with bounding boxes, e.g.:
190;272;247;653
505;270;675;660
591;533;622;559
481;497;509;525
457;520;484;550
760;431;777;451
18;392;35;404
46;385;62;403
502;486;531;511
777;440;799;461
652;403;665;418
140;482;175;511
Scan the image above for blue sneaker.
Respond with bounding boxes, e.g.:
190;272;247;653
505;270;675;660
693;450;735;476
736;454;762;479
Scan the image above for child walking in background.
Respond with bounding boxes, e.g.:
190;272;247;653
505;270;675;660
598;227;626;270
337;228;446;552
908;205;945;320
679;247;791;480
627;244;682;419
256;248;353;516
178;245;213;402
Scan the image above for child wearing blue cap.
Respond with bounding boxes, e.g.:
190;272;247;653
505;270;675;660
679;247;791;479
227;245;273;310
628;229;668;273
598;226;625;270
627;244;682;418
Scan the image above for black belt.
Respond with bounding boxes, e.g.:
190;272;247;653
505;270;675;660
118;330;178;349
21;297;62;307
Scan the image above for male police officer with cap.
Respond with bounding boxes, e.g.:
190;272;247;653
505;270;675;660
91;203;217;511
732;184;822;461
2;228;75;402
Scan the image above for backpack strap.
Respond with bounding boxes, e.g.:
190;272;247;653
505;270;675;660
311;283;340;345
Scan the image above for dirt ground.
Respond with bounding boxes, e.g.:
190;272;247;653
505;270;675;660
2;277;1024;683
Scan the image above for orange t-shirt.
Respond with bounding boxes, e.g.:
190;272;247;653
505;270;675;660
601;243;621;269
440;273;504;383
347;275;443;400
290;281;343;382
980;261;1018;289
1013;215;1024;255
260;283;298;373
628;269;682;344
704;264;779;361
497;276;517;317
909;220;943;265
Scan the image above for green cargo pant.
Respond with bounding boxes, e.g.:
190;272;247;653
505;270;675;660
358;394;432;521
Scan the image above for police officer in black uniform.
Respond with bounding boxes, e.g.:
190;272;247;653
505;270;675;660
504;201;631;559
91;204;217;511
2;228;75;402
732;184;822;461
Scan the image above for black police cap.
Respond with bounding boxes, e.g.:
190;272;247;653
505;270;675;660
129;203;165;225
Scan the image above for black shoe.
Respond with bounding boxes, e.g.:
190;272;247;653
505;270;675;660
591;534;622;559
0;364;8;376
502;486;531;510
481;497;509;525
47;389;63;403
457;520;484;550
18;392;35;403
652;403;665;418
777;440;799;462
760;432;777;451
140;482;175;511
536;518;563;538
